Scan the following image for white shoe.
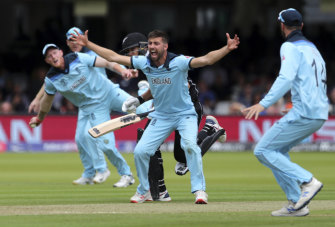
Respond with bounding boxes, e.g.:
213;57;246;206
72;177;94;185
194;190;208;204
93;169;110;184
157;190;172;202
272;201;309;216
113;175;135;187
205;116;227;143
294;177;323;210
175;162;189;176
130;191;153;203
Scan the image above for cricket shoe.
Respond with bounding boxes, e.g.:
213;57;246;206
272;201;309;217
204;116;227;143
157;190;172;202
194;190;208;204
175;162;189;176
93;169;110;184
130;191;153;203
294;177;323;210
113;175;135;187
72;177;94;185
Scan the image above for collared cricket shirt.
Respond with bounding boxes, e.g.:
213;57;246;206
131;52;196;119
260;30;328;120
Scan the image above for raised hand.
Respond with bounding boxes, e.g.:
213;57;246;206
226;33;240;51
70;30;89;47
122;69;138;80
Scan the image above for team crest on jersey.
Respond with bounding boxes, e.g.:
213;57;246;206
75;67;82;74
151;78;171;85
60;79;67;87
282;55;285;61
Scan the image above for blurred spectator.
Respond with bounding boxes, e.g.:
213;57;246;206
198;80;216;115
264;98;284;116
236;82;254;107
1;14;335;116
229;101;245;115
0;101;13;114
6;83;29;112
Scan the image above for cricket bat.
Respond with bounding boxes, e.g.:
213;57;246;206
88;109;154;138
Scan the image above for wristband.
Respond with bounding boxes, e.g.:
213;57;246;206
137;96;145;104
35;117;42;124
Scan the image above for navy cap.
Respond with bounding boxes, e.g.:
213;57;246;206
66;27;83;40
278;8;302;26
42;43;59;56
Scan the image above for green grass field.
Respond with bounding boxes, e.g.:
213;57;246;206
0;151;334;226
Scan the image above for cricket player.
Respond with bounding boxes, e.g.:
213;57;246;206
121;32;227;202
242;8;327;216
29;27;140;188
71;29;239;204
29;43;139;188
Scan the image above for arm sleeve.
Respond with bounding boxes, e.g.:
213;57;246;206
177;55;194;71
260;43;300;108
44;77;57;95
131;56;147;70
77;52;96;67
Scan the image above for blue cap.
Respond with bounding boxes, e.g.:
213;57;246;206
278;8;302;26
42;43;59;56
66;27;83;40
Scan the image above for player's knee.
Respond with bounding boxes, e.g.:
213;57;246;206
181;139;199;154
253;142;266;156
75;132;85;144
254;145;278;167
134;145;147;159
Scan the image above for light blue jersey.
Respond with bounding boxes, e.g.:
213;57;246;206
131;52;205;195
82;47;111;80
44;52;116;114
260;30;328;120
254;30;327;204
44;51;133;179
131;52;196;119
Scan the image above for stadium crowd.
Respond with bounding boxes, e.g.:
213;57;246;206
1;23;335;116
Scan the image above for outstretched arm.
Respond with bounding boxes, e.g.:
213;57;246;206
71;30;131;67
190;33;240;68
95;57;138;79
29;92;54;127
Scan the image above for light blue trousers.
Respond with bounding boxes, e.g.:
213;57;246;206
75;87;133;178
134;114;205;195
254;110;325;203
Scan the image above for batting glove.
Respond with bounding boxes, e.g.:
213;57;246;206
122;96;141;113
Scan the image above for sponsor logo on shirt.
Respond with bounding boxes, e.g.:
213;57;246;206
151;78;171;85
70;76;86;91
